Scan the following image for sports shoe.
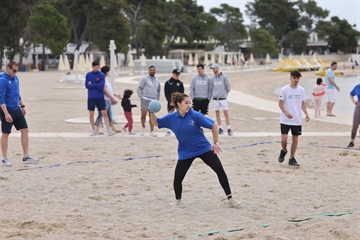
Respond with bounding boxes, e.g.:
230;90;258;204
347;142;354;147
128;132;136;135
2;158;12;167
175;199;181;205
278;149;287;163
23;155;39;164
140;127;145;136
219;128;224;134
90;130;97;136
150;131;157;137
108;131;116;136
122;127;127;133
228;129;233;136
288;157;300;167
165;131;171;137
227;198;241;208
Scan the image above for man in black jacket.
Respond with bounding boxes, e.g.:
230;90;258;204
164;69;184;136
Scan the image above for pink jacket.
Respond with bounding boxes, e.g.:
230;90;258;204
313;84;326;97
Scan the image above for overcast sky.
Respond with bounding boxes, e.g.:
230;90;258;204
197;0;360;31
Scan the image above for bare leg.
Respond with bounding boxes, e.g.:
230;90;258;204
89;111;95;130
290;135;298;158
149;111;154;132
328;102;335;115
281;134;288;151
1;133;9;159
141;110;147;128
101;110;110;129
20;128;29;157
215;110;221;126
223;110;230;125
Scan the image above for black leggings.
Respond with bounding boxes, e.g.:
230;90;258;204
173;150;232;200
351;102;360;140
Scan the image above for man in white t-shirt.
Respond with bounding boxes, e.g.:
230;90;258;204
325;62;340;117
278;70;310;167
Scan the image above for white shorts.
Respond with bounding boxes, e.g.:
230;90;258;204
326;89;337;103
212;99;228;111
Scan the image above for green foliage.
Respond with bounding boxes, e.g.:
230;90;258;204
26;3;70;56
283;29;309;54
298;0;329;33
317;17;359;52
249;28;278;55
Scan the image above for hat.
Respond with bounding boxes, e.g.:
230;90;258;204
210;63;220;69
172;69;181;75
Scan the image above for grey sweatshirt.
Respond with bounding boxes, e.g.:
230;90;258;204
137;74;160;100
189;74;212;100
211;72;231;99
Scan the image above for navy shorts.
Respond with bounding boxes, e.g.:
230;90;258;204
280;124;302;136
88;98;106;111
192;99;209;115
0;108;28;133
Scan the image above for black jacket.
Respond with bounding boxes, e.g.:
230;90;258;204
121;98;136;112
164;78;184;102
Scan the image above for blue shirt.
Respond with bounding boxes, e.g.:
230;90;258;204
350;84;360;100
0;72;21;110
85;71;106;98
157;109;214;160
325;68;336;89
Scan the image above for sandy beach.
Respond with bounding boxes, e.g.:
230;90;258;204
0;64;359;240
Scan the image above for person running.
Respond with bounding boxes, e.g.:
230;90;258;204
325;62;340;117
164;68;184;136
94;66;121;135
121;89;137;135
189;64;212;116
149;92;240;207
85;61;114;136
312;78;326;118
210;63;232;136
278;70;310;167
347;83;360;147
0;61;39;166
136;66;160;137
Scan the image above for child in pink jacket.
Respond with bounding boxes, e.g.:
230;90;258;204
312;78;326;118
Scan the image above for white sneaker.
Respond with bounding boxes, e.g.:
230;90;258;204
227;198;241;208
150;131;157;137
2;158;12;167
128;132;136;135
108;131;116;136
140;127;145;136
22;155;39;164
165;131;171;137
90;130;96;136
176;199;181;205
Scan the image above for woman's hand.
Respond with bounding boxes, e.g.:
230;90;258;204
212;143;222;155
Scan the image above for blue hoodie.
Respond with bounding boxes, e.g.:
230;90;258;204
85;71;106;98
0;72;21;110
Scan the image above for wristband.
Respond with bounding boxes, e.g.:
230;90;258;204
20;105;25;108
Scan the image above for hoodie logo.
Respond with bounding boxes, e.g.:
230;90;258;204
189;119;195;126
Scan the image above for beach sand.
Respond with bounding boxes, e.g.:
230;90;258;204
0;64;359;240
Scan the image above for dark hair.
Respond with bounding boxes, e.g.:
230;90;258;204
92;61;99;66
7;60;18;68
149;66;155;70
290;70;302;78
331;61;337;66
101;66;110;75
171;92;189;109
316;78;322;85
196;64;204;69
123;89;133;98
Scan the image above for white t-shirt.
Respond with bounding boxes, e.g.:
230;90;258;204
279;84;306;125
104;79;114;101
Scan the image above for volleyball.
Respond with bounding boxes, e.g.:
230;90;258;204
149;100;161;113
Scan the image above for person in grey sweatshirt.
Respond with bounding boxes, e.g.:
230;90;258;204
190;64;212;115
210;63;232;136
137;66;160;136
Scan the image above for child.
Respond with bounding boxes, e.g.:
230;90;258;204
312;78;326;118
121;89;137;134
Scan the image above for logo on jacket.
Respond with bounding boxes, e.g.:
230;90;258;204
189;119;195;126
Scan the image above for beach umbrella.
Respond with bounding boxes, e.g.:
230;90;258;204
100;55;106;67
233;54;238;66
128;54;134;67
79;54;86;72
114;54;119;69
217;53;222;65
226;54;232;65
64;54;70;71
194;53;199;66
86;54;92;71
249;53;254;65
265;53;271;64
240;53;245;63
188;53;193;66
301;53;304;59
210;53;215;64
204;52;208;65
289;53;293;60
278;53;283;62
89;53;94;64
58;54;65;71
140;54;146;67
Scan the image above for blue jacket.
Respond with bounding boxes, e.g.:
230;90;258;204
0;72;21;110
85;71;106;98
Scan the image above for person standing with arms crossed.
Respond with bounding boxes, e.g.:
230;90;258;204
278;70;310;167
325;62;340;117
190;64;212;116
164;68;184;137
0;61;38;166
149;92;240;207
85;61;115;136
137;66;160;137
210;63;232;136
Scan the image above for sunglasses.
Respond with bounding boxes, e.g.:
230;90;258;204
10;68;17;73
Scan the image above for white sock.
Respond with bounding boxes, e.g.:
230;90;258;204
219;125;223;129
227;125;231;129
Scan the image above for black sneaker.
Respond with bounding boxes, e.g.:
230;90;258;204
347;142;354;147
228;129;233;136
278;149;287;163
288;157;300;167
219;128;224;134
